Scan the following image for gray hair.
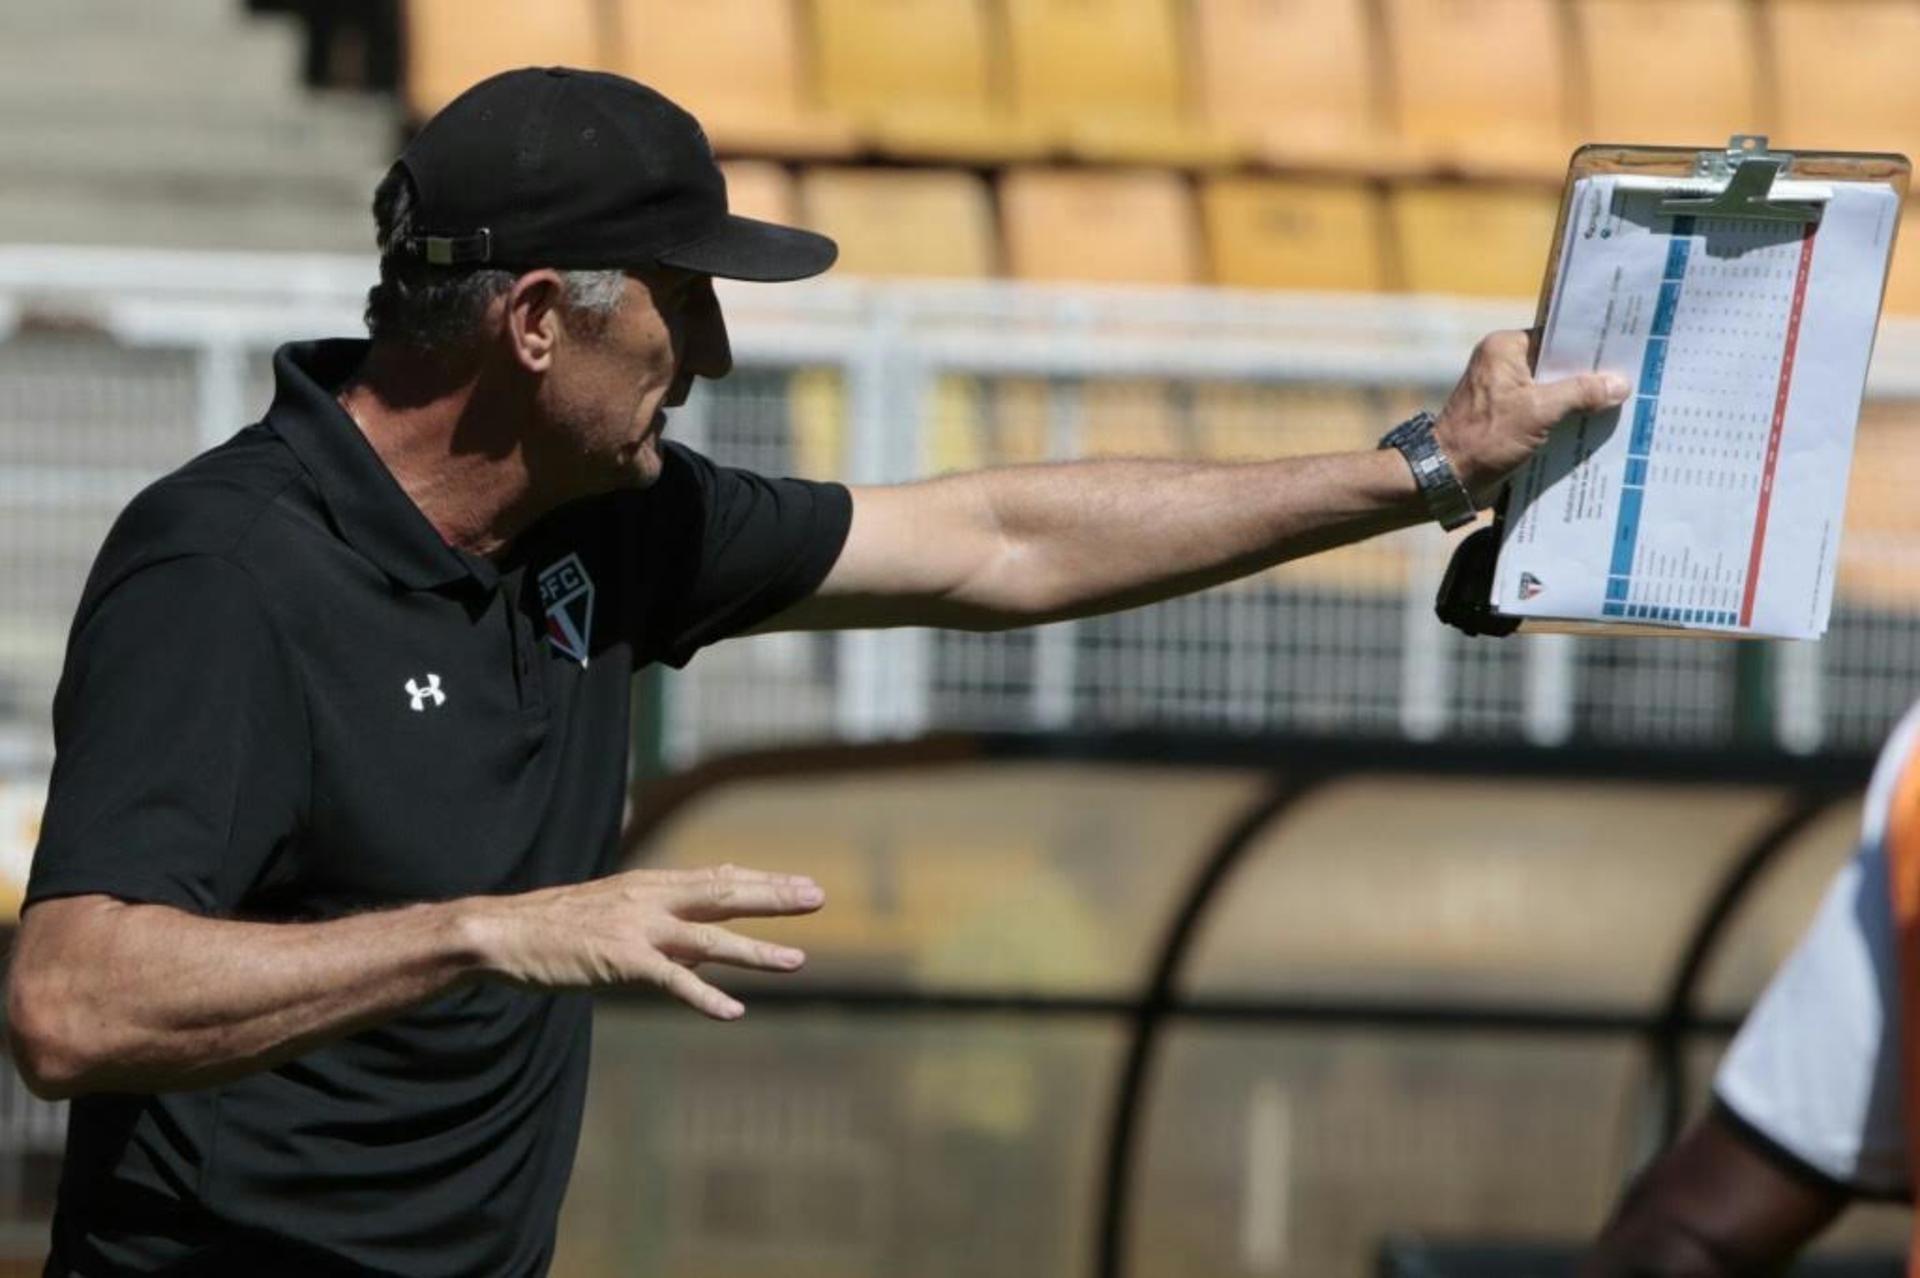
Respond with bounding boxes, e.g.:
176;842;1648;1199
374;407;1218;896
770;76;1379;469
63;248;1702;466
363;164;626;353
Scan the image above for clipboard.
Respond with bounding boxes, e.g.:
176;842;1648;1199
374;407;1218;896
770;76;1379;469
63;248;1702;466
1436;135;1911;641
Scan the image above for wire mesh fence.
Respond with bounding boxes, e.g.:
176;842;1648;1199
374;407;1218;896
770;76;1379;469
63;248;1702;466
6;248;1920;776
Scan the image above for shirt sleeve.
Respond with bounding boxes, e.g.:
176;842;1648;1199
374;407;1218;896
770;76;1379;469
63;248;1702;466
27;555;309;916
629;442;853;668
1712;839;1910;1198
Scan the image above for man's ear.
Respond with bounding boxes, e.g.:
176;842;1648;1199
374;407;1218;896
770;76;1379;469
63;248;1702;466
504;271;567;373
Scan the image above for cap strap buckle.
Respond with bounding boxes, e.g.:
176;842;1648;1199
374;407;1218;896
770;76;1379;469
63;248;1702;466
404;228;493;267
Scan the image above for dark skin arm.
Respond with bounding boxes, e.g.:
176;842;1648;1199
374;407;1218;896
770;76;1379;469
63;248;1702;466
1581;1108;1850;1278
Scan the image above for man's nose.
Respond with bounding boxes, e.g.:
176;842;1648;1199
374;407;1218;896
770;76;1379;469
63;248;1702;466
684;277;732;381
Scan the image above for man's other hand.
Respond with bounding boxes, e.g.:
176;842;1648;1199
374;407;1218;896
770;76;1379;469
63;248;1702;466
1433;329;1631;503
468;864;827;1020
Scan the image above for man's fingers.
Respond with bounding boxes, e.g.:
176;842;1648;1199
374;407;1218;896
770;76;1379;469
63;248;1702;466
1531;371;1631;424
654;959;746;1021
675;872;826;921
649;863;816;887
660;922;807;973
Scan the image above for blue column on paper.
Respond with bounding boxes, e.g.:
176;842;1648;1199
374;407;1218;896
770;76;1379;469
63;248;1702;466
1600;218;1737;627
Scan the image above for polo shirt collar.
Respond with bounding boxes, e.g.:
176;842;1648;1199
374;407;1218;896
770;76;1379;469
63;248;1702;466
264;339;498;593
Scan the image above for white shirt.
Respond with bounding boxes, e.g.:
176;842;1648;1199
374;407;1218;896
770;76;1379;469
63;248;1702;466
1713;701;1920;1196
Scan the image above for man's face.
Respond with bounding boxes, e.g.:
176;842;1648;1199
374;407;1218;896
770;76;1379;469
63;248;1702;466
536;266;732;492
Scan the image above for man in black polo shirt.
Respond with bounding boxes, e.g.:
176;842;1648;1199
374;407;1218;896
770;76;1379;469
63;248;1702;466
8;68;1628;1276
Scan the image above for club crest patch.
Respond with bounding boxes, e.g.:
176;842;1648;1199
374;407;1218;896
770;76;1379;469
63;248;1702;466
538;553;595;667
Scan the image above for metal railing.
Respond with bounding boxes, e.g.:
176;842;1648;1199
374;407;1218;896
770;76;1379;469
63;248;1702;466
7;246;1920;779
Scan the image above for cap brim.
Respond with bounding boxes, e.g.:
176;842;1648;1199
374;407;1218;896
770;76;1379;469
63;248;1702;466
658;215;838;282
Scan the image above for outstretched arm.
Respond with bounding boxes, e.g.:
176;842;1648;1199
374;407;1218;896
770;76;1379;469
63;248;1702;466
1580;1107;1849;1277
761;330;1629;633
8;864;823;1099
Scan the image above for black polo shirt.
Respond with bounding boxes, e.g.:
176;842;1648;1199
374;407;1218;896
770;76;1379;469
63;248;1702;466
26;339;852;1276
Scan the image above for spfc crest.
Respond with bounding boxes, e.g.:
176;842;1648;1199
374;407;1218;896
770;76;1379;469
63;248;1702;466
537;553;595;667
1519;571;1545;601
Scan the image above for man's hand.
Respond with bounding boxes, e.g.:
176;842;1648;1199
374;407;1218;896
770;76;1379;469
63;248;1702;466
1433;329;1632;503
467;864;826;1021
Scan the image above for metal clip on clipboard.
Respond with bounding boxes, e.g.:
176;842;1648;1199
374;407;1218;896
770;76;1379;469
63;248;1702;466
1435;134;1849;640
1651;134;1827;226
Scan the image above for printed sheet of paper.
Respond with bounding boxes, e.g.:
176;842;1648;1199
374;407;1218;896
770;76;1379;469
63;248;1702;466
1492;175;1899;638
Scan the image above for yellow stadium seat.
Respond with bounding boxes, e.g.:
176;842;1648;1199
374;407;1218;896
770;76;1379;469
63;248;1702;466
785;368;846;479
1838;398;1920;608
718;161;797;226
924;378;996;475
1192;383;1407;591
1000;168;1202;285
1766;0;1920;160
798;168;998;278
1389;183;1562;299
1380;0;1574;178
811;0;1033;160
994;379;1187;461
1004;0;1231;164
1193;0;1393;171
1571;1;1760;146
1882;201;1920;317
1202;177;1389;292
404;0;602;119
609;0;852;155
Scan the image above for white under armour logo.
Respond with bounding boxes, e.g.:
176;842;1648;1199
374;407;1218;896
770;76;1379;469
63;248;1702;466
405;673;446;712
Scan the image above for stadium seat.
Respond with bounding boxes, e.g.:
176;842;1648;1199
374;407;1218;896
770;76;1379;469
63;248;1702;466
797;168;998;278
403;0;602;118
993;378;1187;462
1379;0;1574;178
1201;177;1390;292
1882;201;1920;316
1193;0;1393;171
1388;182;1562;299
810;0;1032;160
1766;0;1920;160
1003;0;1231;164
1571;0;1760;146
609;0;851;155
785;368;846;479
718;160;797;226
1191;382;1403;591
1838;397;1920;609
1000;168;1202;285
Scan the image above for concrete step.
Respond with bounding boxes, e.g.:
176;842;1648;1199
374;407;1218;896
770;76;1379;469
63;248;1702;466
0;17;304;101
0;0;246;31
0;102;398;186
0;86;397;137
0;177;377;253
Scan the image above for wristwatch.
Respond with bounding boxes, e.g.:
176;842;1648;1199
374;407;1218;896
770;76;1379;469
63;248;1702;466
1378;410;1478;531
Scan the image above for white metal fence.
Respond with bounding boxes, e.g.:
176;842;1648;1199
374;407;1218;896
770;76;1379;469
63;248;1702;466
8;246;1920;777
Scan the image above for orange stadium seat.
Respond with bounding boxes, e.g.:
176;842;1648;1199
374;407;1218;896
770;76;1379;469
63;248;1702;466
1000;168;1202;285
994;379;1188;461
610;0;851;155
1389;182;1562;299
811;0;1031;160
1883;201;1920;317
1571;0;1760;145
1193;0;1394;171
404;0;602;118
1192;383;1406;591
1765;0;1920;160
1380;0;1574;178
718;161;798;226
798;168;998;277
1202;177;1390;292
1003;0;1229;163
1838;398;1920;608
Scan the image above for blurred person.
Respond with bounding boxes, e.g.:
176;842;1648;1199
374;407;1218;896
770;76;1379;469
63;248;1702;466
1582;703;1920;1276
8;68;1628;1276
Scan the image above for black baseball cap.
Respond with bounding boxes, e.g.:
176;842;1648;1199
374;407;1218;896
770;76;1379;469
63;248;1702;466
394;66;837;282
